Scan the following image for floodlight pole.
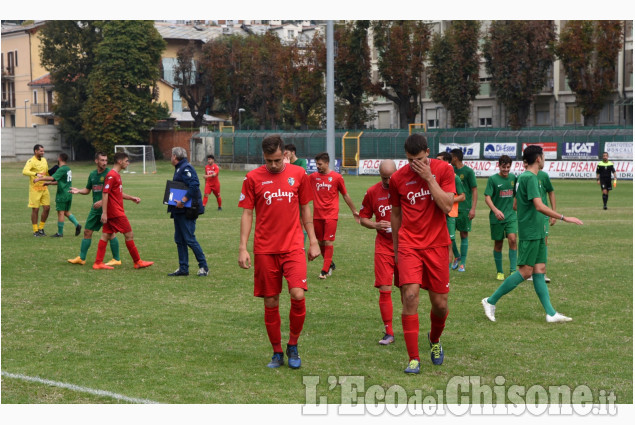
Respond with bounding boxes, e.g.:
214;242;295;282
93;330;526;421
326;20;335;162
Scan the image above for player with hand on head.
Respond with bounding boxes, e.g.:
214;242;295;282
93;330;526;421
309;152;360;279
33;152;81;238
482;145;583;323
238;135;321;369
92;152;153;270
67;152;121;266
203;154;222;211
390;134;456;374
359;160;399;346
22;144;50;236
436;152;465;271
450;148;477;272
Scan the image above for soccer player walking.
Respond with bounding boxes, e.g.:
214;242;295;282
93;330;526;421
67;152;121;266
436;152;465;270
309;152;360;279
596;152;618;210
238;135;321;369
203;154;222;211
22;144;50;236
92;152;153;270
390;134;456;374
359;160;399;346
484;155;517;280
33;152;82;238
284;143;308;170
482;145;583;323
450;148;477;272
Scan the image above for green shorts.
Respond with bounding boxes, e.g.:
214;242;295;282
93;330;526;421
446;216;456;240
518;238;547;267
56;198;72;212
456;210;471;232
85;208;103;231
490;220;518;241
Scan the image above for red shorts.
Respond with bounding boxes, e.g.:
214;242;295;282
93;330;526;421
102;215;132;234
374;252;399;287
254;249;308;298
313;218;338;241
205;183;220;197
397;245;450;294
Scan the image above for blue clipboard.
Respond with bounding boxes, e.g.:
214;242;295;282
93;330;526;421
163;180;192;207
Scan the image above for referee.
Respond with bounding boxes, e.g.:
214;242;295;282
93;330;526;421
596;152;617;210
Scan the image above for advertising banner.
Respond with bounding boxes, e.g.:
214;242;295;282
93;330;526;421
522;143;558;160
439;143;480;160
561;142;600;159
357;159;409;175
483;142;518;159
604;142;633;160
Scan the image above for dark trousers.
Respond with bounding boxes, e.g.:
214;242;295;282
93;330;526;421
173;213;207;272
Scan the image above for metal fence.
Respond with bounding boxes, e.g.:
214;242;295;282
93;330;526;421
194;126;633;164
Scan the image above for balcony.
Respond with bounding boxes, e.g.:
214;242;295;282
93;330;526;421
31;103;54;116
2;66;15;78
1;100;15;110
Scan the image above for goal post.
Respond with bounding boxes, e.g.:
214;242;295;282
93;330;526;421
114;145;157;174
408;123;427;135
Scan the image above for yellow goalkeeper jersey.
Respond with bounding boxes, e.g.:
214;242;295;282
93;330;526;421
22;155;49;191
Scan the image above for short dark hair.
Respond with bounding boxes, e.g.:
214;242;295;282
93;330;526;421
498;155;512;166
315;152;330;163
522;145;543;165
33;144;44;152
262;135;285;155
285;143;297;153
436;151;452;164
450;148;463;162
113;152;129;163
207;154;215;160
95;151;107;160
58;152;69;162
404;134;428;156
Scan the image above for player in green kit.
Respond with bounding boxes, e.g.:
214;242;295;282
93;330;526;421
67;152;121;266
481;145;583;323
484;155;517;281
34;153;81;238
436;152;465;270
450;149;477;272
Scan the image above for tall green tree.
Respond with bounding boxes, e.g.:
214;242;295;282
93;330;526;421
483;20;556;129
334;20;375;129
39;20;103;159
428;21;481;128
81;21;166;154
371;21;431;129
555;20;623;126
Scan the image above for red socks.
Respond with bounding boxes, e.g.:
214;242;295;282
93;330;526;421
322;245;334;272
216;195;222;208
95;239;108;263
125;240;141;263
203;196;208;207
379;290;393;336
429;310;448;344
288;298;306;346
401;314;420;361
264;306;282;353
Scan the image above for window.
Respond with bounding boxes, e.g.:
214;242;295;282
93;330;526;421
7;51;14;74
534;103;550;126
33;90;38;105
14;50;18;67
426;109;439;128
288;30;294;39
478;106;492;127
598;103;614;124
565;104;582;125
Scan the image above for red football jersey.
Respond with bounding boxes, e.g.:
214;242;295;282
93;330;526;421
360;181;394;255
102;169;126;219
239;164;312;254
205;164;220;186
389;159;455;249
309;171;347;220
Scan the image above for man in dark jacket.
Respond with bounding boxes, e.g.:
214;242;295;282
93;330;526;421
168;147;209;277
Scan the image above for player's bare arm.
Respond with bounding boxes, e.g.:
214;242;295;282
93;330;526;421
532;198;583;225
454;192;466;203
548;191;557;226
360;217;391;232
484;195;505;221
122;193;141;204
238;208;253;269
410;158;453;214
101;192;109;223
469;186;478;220
300;203;320;261
342;193;360;223
390;205;402;261
70;187;90;195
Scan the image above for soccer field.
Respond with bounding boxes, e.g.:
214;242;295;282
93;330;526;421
1;160;633;405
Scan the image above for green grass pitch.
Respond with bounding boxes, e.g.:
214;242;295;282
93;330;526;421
1;160;632;404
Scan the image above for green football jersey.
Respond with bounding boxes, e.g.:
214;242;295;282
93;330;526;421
52;165;72;203
484;173;516;224
515;171;544;241
537;170;554;207
86;168;110;206
292;158;307;170
454;165;477;212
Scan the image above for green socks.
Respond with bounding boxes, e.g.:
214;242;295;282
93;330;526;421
57;221;64;235
110;237;120;261
80;237;120;261
80;238;92;260
68;214;79;226
509;249;517;273
532;273;556;316
488;271;525;305
493;250;503;273
452;240;460;259
460;238;468;265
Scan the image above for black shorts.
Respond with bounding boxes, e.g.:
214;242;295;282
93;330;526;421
600;179;613;191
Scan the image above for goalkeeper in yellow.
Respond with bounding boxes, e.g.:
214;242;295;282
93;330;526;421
22;144;51;236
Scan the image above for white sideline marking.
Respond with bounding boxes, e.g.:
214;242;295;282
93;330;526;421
1;371;160;404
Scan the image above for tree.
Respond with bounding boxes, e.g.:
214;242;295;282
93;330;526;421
334;21;375;129
428;21;481;128
371;21;431;129
81;21;166;154
483;21;556;129
555;20;623;126
39;21;104;159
